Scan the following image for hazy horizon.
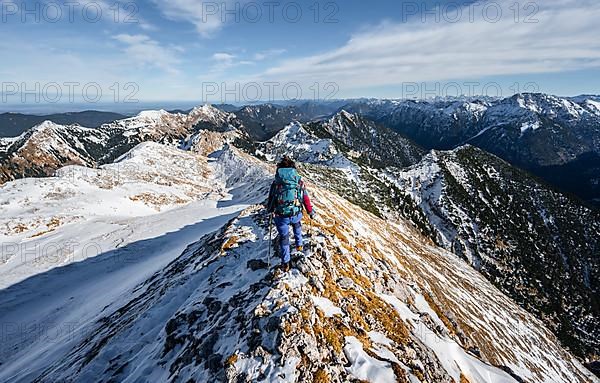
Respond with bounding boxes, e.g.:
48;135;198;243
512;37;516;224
2;91;599;115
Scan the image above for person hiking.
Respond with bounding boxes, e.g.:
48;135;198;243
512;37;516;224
267;156;315;272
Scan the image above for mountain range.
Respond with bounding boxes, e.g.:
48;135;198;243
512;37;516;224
342;93;600;207
0;106;240;184
0;127;596;383
0;94;599;381
256;110;600;362
0;111;127;137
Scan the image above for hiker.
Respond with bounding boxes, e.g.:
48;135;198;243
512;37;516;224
267;156;315;272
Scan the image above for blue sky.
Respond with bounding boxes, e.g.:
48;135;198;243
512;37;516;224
1;0;600;108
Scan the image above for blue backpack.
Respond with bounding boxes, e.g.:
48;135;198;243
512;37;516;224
273;168;302;217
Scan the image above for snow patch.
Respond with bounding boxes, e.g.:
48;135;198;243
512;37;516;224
520;121;541;134
136;109;168;120
586;99;600;115
344;336;396;383
310;295;342;317
380;294;518;383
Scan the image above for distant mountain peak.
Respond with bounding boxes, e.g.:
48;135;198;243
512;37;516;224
32;119;61;130
189;104;222;115
135;109;170;120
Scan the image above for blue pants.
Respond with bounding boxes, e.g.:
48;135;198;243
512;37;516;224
274;213;303;264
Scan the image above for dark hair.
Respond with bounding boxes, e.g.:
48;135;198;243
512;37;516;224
277;156;296;169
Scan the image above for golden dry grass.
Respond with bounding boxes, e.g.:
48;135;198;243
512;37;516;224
129;193;187;210
313;368;330;383
224;353;238;367
29;217;62;238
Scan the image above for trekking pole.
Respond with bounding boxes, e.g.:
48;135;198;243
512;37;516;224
267;213;273;268
308;213;313;254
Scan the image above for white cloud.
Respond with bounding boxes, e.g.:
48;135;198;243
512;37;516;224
150;0;247;37
249;0;600;90
212;52;235;63
113;34;181;75
211;52;237;71
253;49;287;61
210;52;254;72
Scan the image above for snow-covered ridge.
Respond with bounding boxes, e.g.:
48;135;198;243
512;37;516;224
187;104;240;130
1;96;599;380
357;93;599;117
0;104;243;185
0;127;598;382
353;92;600;133
1;152;596;382
384;144;600;359
259;121;338;164
0;141;229;287
585;99;600;115
1;120;100;144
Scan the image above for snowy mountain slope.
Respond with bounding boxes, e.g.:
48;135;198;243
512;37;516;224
0;111;186;184
343;93;600;206
385;145;600;360
305;110;425;168
0;142;270;382
257;121;339;164
257;122;600;362
0;142;235;288
343;98;489;149
345;93;600;159
257;111;424;171
0;105;243;186
187;104;242;132
0;121;112;183
93;109;193;161
467;94;600;204
1;144;596;382
299;161;436;238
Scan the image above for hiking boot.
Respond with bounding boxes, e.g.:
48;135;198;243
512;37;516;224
296;246;303;252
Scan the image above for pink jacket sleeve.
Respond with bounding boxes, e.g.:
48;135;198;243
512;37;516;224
300;181;313;213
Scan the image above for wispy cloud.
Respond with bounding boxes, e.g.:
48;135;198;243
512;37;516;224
253;49;286;61
212;52;236;66
150;0;247;37
250;0;600;90
210;52;255;71
113;34;182;75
